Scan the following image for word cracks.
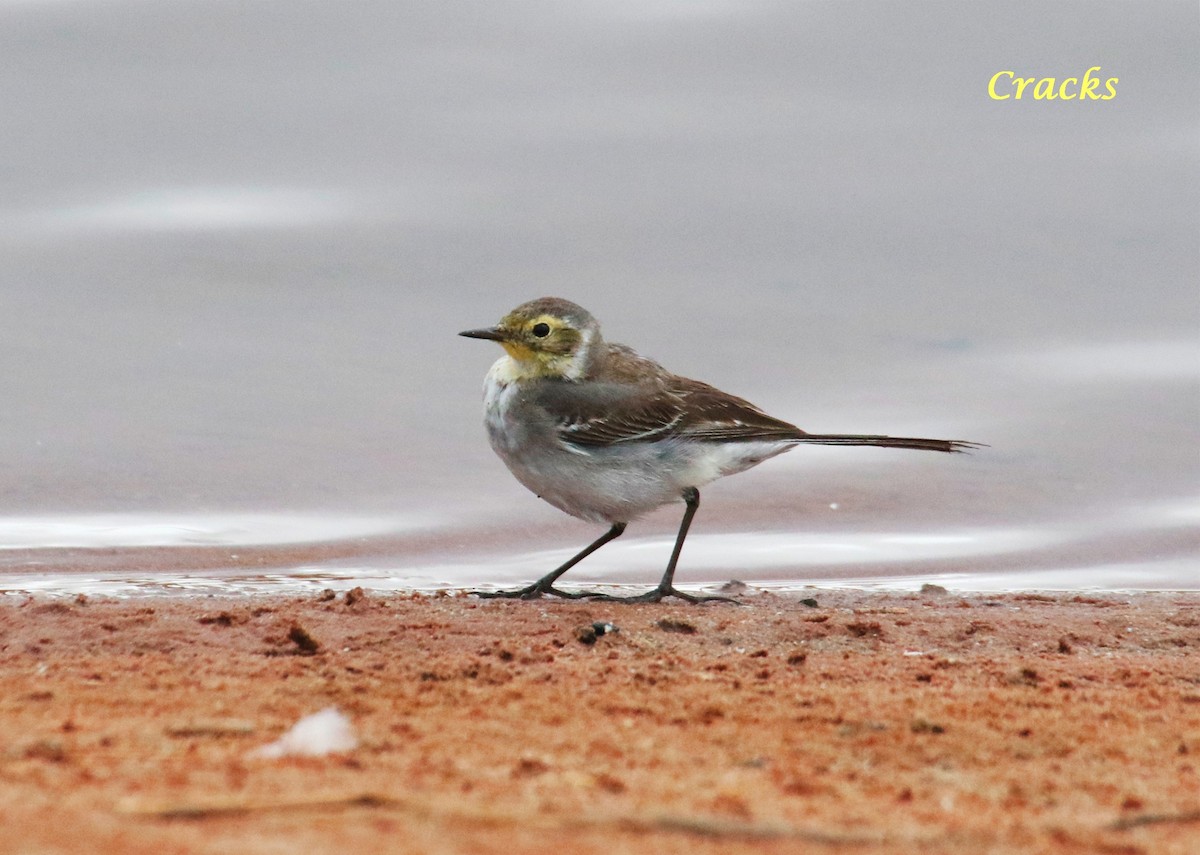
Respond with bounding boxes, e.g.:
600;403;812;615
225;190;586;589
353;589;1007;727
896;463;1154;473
988;66;1118;101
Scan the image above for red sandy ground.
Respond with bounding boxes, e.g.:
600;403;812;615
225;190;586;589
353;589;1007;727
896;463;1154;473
0;588;1197;854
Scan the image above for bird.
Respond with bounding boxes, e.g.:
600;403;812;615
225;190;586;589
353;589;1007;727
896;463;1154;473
460;297;979;603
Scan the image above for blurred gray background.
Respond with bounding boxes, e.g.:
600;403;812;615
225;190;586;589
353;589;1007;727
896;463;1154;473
1;1;1196;588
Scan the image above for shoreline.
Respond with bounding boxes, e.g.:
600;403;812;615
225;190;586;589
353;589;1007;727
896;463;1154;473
4;574;1198;601
1;589;1197;854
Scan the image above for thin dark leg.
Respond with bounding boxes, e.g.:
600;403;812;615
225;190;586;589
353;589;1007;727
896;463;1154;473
657;486;700;594
587;488;738;604
474;522;627;600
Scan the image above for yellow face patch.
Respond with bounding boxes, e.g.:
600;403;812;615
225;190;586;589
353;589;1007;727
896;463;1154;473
492;312;586;378
499;340;537;362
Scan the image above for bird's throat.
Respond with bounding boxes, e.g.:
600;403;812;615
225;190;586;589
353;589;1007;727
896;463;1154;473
496;343;578;380
499;341;537;362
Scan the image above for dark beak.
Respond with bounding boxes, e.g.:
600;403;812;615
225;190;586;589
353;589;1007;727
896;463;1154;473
459;326;507;341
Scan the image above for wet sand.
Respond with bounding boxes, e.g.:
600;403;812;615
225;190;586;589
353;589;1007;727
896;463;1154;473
1;588;1197;855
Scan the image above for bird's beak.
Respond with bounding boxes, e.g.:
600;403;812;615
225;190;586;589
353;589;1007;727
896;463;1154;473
459;326;507;341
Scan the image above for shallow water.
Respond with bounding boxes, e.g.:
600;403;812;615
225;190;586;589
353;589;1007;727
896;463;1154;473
1;1;1196;595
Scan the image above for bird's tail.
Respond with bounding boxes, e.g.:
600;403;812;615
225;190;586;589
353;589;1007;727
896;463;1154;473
792;434;982;454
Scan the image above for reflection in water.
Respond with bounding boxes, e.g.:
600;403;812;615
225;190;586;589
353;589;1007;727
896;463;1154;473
18;188;356;236
0;514;430;549
1009;340;1200;383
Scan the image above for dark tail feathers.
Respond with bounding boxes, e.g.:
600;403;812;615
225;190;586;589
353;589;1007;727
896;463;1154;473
795;434;983;454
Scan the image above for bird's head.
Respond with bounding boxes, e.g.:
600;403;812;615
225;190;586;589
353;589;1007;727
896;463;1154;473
460;297;600;380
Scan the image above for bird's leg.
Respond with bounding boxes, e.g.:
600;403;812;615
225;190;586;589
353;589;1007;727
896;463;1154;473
587;488;739;605
473;522;627;600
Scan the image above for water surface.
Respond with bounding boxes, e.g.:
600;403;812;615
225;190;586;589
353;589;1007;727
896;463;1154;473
1;1;1196;595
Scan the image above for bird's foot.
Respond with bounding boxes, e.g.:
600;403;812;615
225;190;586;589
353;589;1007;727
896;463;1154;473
584;585;741;605
472;582;597;600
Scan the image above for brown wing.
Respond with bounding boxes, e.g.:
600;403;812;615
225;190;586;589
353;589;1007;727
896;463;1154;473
534;374;805;449
669;378;808;442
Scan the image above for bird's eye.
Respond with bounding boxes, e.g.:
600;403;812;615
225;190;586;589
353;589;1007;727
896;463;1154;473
531;322;551;338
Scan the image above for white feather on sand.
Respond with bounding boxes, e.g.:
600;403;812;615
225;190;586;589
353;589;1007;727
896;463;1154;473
251;707;357;759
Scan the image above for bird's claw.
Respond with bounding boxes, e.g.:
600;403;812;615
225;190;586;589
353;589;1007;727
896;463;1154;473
582;586;740;605
472;583;599;600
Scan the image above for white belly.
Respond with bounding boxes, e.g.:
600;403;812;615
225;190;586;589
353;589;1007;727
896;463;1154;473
480;358;793;523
